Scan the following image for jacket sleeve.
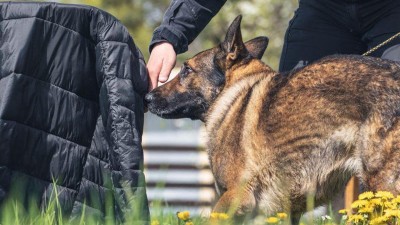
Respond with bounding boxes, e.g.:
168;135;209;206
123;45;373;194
149;0;226;54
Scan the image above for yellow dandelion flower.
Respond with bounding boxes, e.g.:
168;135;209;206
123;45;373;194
177;211;190;221
376;215;389;222
210;212;219;219
210;212;229;220
370;217;388;225
384;201;397;209
151;220;160;225
185;221;194;225
359;191;374;200
351;199;369;208
358;206;374;214
370;198;384;206
266;216;279;224
375;191;394;199
348;214;365;223
277;212;288;219
393;196;400;204
384;209;400;218
218;213;229;220
338;209;348;214
210;212;220;219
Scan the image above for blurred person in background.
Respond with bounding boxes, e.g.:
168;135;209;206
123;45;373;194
147;0;400;91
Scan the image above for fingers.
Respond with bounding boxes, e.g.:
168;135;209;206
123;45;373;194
146;42;177;91
159;53;176;83
147;52;163;91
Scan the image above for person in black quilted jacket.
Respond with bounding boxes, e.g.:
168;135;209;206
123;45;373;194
147;0;400;91
0;2;149;223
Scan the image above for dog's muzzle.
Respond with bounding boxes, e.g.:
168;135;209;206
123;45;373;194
144;92;168;114
144;92;155;105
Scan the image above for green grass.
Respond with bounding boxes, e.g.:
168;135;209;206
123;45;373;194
0;197;343;225
0;182;346;225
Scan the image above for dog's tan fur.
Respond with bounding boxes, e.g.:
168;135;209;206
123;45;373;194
146;16;400;223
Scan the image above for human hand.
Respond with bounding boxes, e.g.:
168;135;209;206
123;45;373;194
147;42;177;91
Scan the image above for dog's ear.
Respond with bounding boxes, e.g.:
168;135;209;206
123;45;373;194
222;15;247;63
244;37;269;59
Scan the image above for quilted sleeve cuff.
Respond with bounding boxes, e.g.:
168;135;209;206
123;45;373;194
149;26;188;54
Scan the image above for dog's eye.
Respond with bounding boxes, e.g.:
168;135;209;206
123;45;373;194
185;65;193;73
181;64;193;77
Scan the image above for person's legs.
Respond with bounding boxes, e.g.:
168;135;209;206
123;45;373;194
279;0;367;72
361;0;400;59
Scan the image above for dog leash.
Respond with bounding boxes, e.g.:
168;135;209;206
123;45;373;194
362;31;400;56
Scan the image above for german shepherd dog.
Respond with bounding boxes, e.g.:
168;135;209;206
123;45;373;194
146;15;400;223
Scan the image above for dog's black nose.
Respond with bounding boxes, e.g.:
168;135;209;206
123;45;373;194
145;92;155;104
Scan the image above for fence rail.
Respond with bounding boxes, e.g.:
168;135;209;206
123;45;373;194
143;144;215;215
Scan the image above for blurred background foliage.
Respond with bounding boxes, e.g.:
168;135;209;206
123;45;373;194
19;0;298;70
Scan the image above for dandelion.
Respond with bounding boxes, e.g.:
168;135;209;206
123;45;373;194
151;220;160;225
351;199;369;208
218;213;229;220
369;216;388;225
348;214;365;223
277;212;288;219
338;209;348;214
375;191;394;200
393;195;400;204
370;198;384;206
359;191;374;200
177;211;191;221
210;212;229;220
341;191;400;224
265;216;279;224
210;212;218;219
358;206;374;213
384;201;396;209
384;209;400;218
372;215;389;224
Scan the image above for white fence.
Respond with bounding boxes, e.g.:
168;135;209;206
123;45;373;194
143;118;216;215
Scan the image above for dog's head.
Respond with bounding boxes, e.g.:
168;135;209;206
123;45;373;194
146;15;269;121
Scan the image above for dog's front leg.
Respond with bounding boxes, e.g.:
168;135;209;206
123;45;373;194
290;213;301;225
213;187;256;216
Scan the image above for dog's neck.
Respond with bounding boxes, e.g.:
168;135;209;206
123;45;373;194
204;60;276;131
224;59;275;88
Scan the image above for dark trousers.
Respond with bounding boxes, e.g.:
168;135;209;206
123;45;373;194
279;0;400;72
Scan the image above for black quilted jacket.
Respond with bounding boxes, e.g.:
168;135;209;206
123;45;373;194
0;2;149;223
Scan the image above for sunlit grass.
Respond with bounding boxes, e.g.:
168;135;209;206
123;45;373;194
3;188;400;225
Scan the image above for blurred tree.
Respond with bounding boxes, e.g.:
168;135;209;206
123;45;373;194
61;0;170;60
15;0;297;70
187;0;298;69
